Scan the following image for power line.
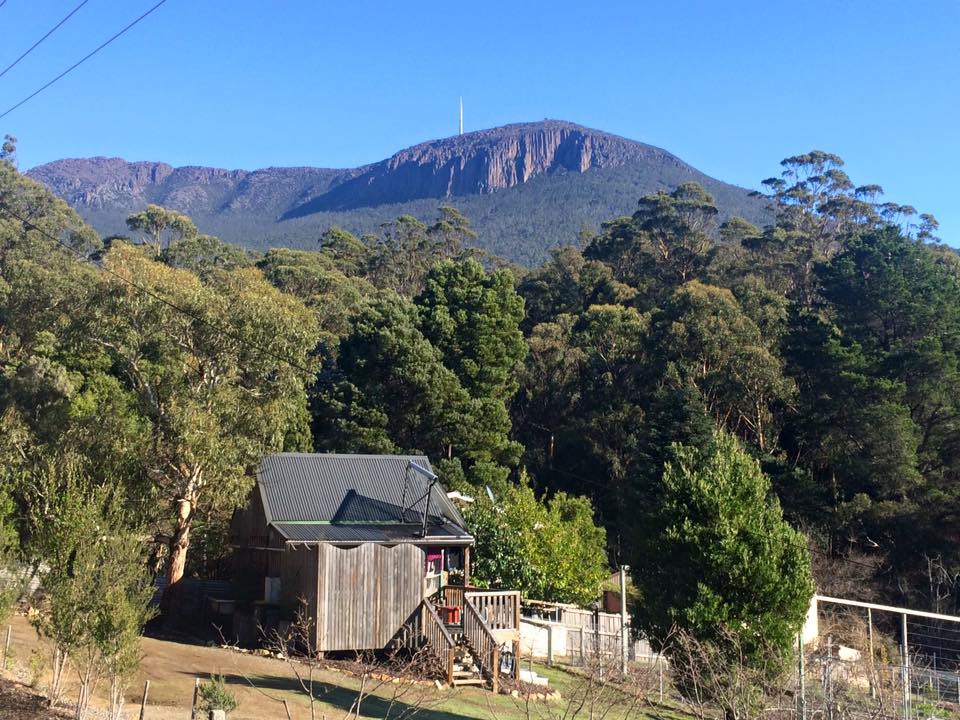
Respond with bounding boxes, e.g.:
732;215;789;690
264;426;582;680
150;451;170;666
0;0;92;81
0;204;315;376
0;0;168;121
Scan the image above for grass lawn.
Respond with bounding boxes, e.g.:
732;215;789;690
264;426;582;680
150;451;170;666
0;614;687;720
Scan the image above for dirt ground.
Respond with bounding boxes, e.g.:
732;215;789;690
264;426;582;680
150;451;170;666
0;676;69;720
0;614;541;720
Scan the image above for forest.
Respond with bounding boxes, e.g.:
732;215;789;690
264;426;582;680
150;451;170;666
0;133;958;709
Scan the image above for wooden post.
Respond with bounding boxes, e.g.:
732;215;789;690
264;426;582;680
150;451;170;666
2;625;10;670
190;677;200;720
446;648;455;686
658;657;664;701
547;625;553;666
139;679;150;720
579;627;586;666
463;546;471;588
492;646;500;694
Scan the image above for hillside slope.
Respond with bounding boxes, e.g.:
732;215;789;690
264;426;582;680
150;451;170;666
27;121;769;265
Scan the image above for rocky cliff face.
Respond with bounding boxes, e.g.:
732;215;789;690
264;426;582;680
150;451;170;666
284;121;684;215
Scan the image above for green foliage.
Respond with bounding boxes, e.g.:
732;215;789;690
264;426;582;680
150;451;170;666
26;457;155;709
466;478;608;605
417;257;526;400
654;280;794;452
85;243;320;587
163;233;251;277
126;204;197;257
199;674;239;714
313;291;519;491
11;138;960;651
633;431;814;665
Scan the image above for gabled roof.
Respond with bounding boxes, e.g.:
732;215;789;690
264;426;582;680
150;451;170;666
257;453;472;545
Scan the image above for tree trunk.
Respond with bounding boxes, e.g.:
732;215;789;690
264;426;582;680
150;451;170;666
49;646;68;707
167;511;191;587
161;497;194;618
109;674;125;720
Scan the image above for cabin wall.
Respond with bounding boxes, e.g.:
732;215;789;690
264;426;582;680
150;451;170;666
229;490;286;604
316;543;424;652
279;545;319;646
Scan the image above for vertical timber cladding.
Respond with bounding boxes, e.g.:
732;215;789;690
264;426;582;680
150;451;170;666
316;543;425;651
279;545;319;643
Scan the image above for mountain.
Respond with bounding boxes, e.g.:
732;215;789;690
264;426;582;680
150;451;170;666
27;121;769;265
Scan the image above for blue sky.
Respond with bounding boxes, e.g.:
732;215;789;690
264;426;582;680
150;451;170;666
2;1;958;243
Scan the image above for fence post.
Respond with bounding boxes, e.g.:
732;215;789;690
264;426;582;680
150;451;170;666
547;625;553;667
138;679;150;720
867;607;876;700
798;633;806;720
901;613;910;720
658;657;664;702
579;628;585;667
824;636;833;720
190;677;200;720
619;565;629;676
2;625;10;670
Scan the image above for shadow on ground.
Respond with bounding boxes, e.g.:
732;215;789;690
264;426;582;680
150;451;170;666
182;670;487;720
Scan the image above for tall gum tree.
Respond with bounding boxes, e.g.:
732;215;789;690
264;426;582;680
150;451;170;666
84;243;319;592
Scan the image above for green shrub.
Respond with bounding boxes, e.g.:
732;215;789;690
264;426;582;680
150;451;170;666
28;647;46;689
199;674;239;715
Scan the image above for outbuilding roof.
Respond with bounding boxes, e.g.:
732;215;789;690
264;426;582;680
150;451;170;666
257;453;472;545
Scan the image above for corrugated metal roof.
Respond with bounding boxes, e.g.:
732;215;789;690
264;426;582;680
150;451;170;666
273;521;472;544
257;453;471;542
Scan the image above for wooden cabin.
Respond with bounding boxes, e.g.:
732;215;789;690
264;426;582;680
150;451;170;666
230;453;521;689
230;453;478;650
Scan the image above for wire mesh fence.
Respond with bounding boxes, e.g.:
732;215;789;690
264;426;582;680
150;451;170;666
798;596;960;720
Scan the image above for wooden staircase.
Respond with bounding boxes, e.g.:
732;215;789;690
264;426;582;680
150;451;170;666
450;643;486;687
401;591;520;691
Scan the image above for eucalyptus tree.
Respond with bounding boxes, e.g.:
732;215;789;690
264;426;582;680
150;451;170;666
83;243;319;590
126;204;198;258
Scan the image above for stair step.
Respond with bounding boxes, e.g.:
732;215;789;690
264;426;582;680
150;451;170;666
452;677;487;686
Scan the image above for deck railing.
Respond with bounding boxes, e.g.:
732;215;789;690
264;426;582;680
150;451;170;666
421;600;456;685
439;584;473;609
466;590;521;631
439;586;522;630
463;596;500;693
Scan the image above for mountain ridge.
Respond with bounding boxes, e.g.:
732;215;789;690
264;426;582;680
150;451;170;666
27;120;770;265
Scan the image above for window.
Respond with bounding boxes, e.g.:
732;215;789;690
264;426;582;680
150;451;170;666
426;550;443;577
